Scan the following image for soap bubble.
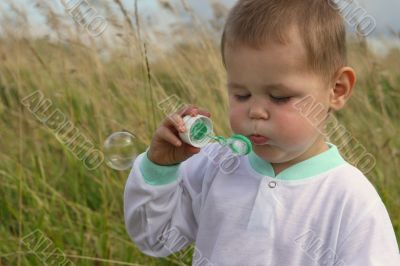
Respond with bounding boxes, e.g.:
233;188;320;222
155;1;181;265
103;131;137;171
227;135;252;156
211;135;251;155
229;140;248;155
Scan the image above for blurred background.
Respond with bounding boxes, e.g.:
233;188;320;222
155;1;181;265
0;0;399;265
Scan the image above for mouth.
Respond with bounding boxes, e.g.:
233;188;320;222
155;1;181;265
248;134;269;145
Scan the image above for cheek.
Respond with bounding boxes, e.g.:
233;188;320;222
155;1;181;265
229;110;241;132
228;103;246;132
273;107;318;144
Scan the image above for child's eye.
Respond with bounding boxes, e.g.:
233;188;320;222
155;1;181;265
270;95;291;104
234;95;250;101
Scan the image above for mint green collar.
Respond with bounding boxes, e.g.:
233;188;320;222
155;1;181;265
248;142;346;180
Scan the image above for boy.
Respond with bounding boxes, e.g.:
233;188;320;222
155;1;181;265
124;0;400;265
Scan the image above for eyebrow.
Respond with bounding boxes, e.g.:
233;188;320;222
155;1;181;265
227;82;294;92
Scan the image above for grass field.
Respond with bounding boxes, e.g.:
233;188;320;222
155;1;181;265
0;1;399;265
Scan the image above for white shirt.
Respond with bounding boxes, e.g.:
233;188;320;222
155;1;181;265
124;142;400;265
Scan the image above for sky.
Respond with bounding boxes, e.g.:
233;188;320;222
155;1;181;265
1;0;399;54
2;0;399;33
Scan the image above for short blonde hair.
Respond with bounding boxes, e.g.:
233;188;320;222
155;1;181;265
221;0;347;83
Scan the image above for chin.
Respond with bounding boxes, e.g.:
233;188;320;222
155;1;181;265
253;145;281;161
255;143;300;163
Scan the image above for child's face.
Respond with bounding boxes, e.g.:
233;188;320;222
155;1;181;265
225;30;332;164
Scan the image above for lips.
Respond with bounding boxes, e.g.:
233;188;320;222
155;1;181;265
248;134;269;145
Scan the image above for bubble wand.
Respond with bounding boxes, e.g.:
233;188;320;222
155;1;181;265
179;115;253;156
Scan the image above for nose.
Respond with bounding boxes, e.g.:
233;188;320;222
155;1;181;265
249;101;269;120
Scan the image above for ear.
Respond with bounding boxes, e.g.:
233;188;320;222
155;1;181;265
329;67;356;111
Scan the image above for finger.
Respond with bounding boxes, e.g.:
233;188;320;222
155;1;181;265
163;105;210;132
164;105;197;131
181;142;201;154
193;107;211;117
179;105;211;118
188;145;201;153
177;104;199;117
157;126;182;147
189;107;199;117
163;113;186;133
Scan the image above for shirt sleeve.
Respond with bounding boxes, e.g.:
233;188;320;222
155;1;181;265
123;144;219;257
336;198;400;265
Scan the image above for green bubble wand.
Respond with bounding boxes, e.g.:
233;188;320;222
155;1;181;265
189;119;253;156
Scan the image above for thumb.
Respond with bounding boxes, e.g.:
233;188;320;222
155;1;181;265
182;143;201;156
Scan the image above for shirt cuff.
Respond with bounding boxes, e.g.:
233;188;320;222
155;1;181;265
139;148;181;186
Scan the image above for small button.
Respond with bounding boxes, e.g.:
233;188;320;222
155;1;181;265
268;181;277;188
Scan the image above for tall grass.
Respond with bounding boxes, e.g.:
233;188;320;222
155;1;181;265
0;1;399;265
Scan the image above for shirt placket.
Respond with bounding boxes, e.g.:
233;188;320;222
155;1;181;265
247;176;280;235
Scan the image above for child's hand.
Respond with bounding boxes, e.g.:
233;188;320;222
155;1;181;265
147;105;211;166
